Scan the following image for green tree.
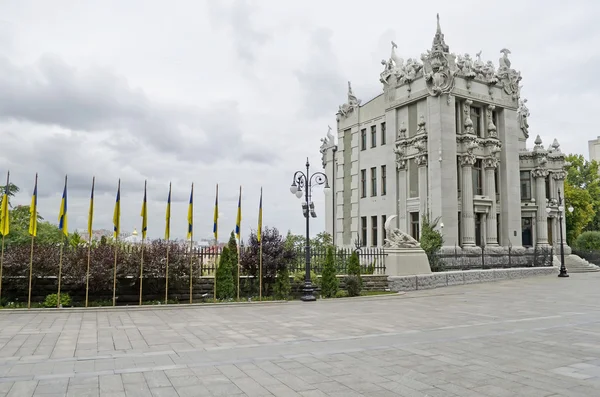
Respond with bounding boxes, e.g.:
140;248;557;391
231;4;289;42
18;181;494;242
420;215;444;271
0;182;20;208
345;251;362;296
565;154;600;232
273;265;291;300
227;232;239;295
215;246;235;299
320;246;338;298
4;205;62;246
564;183;595;245
573;231;600;250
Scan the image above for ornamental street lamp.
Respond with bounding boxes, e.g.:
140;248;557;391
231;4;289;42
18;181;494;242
290;157;330;301
552;189;573;278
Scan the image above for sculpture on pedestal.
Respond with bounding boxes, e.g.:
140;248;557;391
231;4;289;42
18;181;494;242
383;215;420;248
337;81;361;119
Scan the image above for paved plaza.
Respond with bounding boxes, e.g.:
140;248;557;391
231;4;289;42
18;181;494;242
0;274;600;396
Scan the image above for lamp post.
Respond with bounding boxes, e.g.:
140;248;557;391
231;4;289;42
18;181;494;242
290;157;330;301
554;189;573;278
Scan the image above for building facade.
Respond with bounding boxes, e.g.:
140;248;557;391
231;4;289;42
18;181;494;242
320;15;569;259
589;136;600;163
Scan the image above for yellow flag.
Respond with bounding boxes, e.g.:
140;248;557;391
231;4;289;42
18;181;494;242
113;180;121;239
187;183;193;239
58;176;68;237
88;177;95;239
141;180;148;240
29;174;38;237
0;171;10;237
213;184;218;241
257;187;263;243
165;183;171;241
235;186;242;241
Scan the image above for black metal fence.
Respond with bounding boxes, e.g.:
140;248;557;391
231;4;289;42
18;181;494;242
436;245;555;271
287;247;387;275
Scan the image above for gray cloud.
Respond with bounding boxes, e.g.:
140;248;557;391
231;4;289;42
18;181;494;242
294;27;346;119
207;0;270;64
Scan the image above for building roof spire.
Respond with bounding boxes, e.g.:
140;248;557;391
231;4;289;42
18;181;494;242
431;13;449;54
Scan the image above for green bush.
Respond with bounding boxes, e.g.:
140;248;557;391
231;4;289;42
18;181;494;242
215;246;235;300
574;231;600;250
320;246;338;298
347;251;361;276
273;265;291;300
345;276;362;297
43;293;71;308
420;214;444;271
293;270;318;286
227;232;239;295
335;290;348;298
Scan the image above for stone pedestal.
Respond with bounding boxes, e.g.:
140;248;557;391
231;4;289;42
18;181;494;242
385;248;432;276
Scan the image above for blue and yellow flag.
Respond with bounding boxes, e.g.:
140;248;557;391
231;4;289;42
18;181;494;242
29;174;38;237
165;183;171;241
88;177;95;239
187;183;193;240
141;180;148;240
257;187;263;243
113;179;121;239
213;184;218;241
0;171;10;237
235;186;242;241
58;176;68;237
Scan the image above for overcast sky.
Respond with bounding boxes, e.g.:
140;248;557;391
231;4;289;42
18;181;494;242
0;0;597;241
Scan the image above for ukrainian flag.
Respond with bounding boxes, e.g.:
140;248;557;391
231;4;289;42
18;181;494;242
235;186;242;241
141;180;148;240
257;187;263;243
88;177;95;239
29;174;38;237
113;180;121;239
58;176;68;237
0;172;10;237
187;183;193;239
165;183;171;241
213;184;218;241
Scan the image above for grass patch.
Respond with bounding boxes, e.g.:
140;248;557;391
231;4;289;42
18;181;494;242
360;290;397;296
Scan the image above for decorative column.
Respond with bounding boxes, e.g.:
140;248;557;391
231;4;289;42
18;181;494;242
395;145;408;232
484;156;499;245
532;167;549;246
415;154;428;234
459;154;476;246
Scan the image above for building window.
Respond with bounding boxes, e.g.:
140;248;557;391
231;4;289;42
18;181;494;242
371;125;376;147
361;129;367;151
370;167;377;196
471;107;482;137
381;165;387;196
381;122;386;145
545;176;551;200
475;214;482;247
382;215;387;243
496;215;501;245
492;110;498;130
522;217;533;247
410;212;420;240
494;168;499;195
473;159;483;195
520;171;531;200
458;212;462;245
361;217;367;247
371;216;378;247
455;100;461;134
457;156;461;194
547;217;553;245
360;169;367;198
409;161;419;198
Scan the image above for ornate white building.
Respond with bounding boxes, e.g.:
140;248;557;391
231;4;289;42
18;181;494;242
320;15;569;265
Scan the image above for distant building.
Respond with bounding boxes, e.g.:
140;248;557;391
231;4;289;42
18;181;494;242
320;15;570;257
589;136;600;163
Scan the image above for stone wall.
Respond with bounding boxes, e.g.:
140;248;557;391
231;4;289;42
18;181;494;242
437;246;554;270
388;267;557;292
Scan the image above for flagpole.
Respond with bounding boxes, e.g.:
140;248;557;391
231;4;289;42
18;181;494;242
165;242;170;304
112;240;118;306
0;170;9;302
85;176;95;308
57;233;64;308
189;236;193;304
237;186;241;301
259;239;263;301
27;234;34;308
139;237;145;306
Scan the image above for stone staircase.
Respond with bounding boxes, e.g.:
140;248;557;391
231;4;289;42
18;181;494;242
563;254;600;273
